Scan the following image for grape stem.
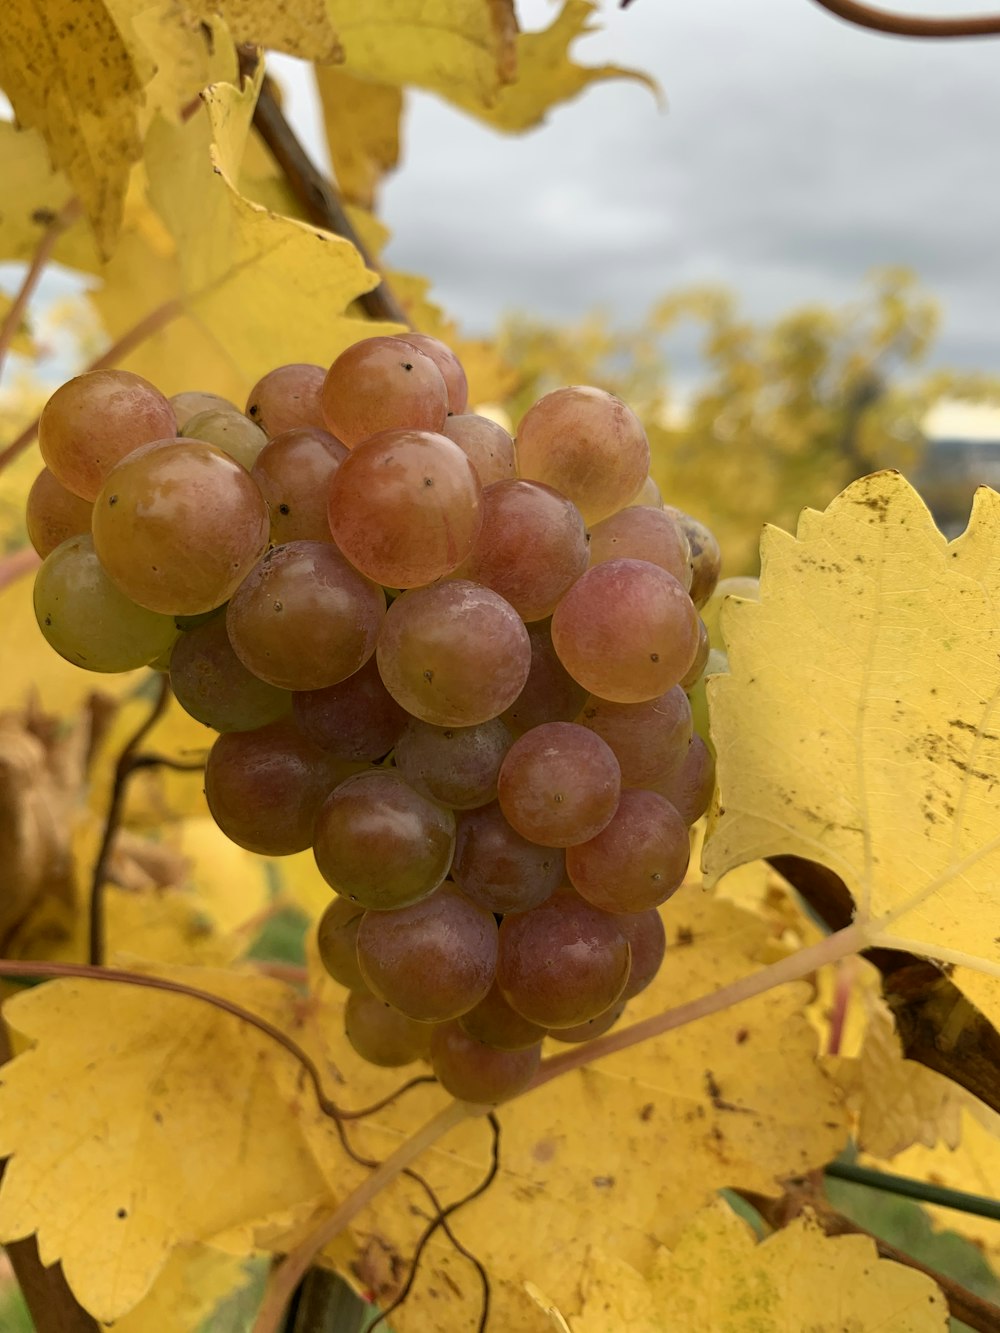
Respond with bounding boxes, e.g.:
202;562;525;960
0;198;83;388
807;0;1000;38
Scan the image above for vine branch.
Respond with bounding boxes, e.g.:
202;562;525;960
808;0;1000;38
0;199;83;386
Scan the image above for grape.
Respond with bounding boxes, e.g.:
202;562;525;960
205;717;350;855
633;474;664;509
680;618;710;690
566;789;689;913
26;468;93;558
651;734;715;824
356;884;498;1021
328;429;483;587
293;656;407;762
171;390;238;424
321;336;448;445
316;897;367;991
344;990;433;1067
92;439;269;615
169;614;291;732
394;716;512;810
500;620;588;738
399;332;468;414
459;981;548;1050
664;506;721;607
246;363;326;437
182;409;268;471
251;427;349;543
577;686;692;788
442;413;516;486
497;888;630;1028
38;369;177;501
313;770;456;910
515;386;649;524
587;506;691;590
550;558;700;704
459;480;588;622
497;722;620;848
619;909;667;1000
701;575;761;648
451;802;563;915
33;534;177;672
430;1023;540;1103
550;1001;625;1044
226;541;385;691
377;581;531;727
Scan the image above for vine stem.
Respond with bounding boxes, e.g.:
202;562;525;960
252;1100;475;1333
0;199;83;386
808;0;1000;37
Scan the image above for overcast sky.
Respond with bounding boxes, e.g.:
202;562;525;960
275;0;1000;395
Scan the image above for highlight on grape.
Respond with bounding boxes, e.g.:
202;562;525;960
29;333;721;1105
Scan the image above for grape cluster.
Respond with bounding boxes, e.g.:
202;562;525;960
28;333;722;1104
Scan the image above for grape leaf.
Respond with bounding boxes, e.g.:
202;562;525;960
113;1244;250;1333
704;470;1000;980
182;0;343;61
315;67;402;209
529;1200;948;1332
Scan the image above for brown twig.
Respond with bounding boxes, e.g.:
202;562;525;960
808;0;1000;37
250;74;409;327
738;1186;1000;1333
769;855;1000;1116
0;199;83;384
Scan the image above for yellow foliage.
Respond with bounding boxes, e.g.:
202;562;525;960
530;1200;947;1332
185;0;342;61
705;470;1000;982
113;1245;253;1333
316;67;402;209
0;123;76;263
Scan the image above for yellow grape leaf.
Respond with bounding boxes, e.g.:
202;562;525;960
0;123;76;263
316;67;402;209
328;0;518;103
448;0;658;132
0;965;344;1321
308;883;848;1330
704;471;1000;980
183;0;343;61
531;1200;948;1332
113;1244;251;1333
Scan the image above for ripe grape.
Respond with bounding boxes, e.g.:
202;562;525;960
377;581;531;727
501;619;588;737
313;771;456;910
92;439;269;615
182;408;268;470
451;801;563;915
169;614;291;732
619;909;667;1000
344;990;433;1067
26;468;93;558
356;884;498;1021
459;479;588;622
664;506;721;607
459;981;548;1050
566;789;690;913
430;1023;540;1103
497;888;630;1028
226;541;385;691
316;897;367;991
394;716;513;809
576;686;692;788
328;428;483;587
652;734;715;824
251;427;349;544
399;332;469;414
633;474;664;508
515;386;649;524
497;721;621;848
293;656;407;762
588;506;691;590
322;336;448;445
246;363;326;437
550;1001;625;1044
34;534;177;672
38;369;177;501
550;558;700;703
171;390;237;424
701;575;761;648
680;618;710;690
442;413;516;486
204;717;350;855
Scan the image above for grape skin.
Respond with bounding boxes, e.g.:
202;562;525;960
321;337;448;446
430;1022;540;1103
497;721;621;848
26;468;93;559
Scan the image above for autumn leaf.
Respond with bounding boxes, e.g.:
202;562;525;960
113;1244;252;1333
705;471;1000;980
529;1200;948;1332
316;67;402;209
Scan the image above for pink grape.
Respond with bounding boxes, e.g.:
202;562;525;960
459;981;548;1050
550;1000;626;1044
226;541;385;691
377;581;531;727
321;336;448;446
394;716;513;809
169;613;291;732
293;656;407;762
664;506;722;607
442;413;516;486
550;558;700;703
501;620;588;738
515;386;649;524
246;363;327;437
497;721;621;848
577;686;693;788
313;770;455;910
26;468;93;558
430;1023;540;1103
588;506;691;590
566;789;690;912
251;427;349;543
451;802;563;914
680;618;710;689
399;332;469;414
344;990;433;1067
619;909;667;1000
316;897;367;991
651;734;715;824
328;429;483;587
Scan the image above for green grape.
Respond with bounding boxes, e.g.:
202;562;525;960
442;413;516;486
38;369;177;501
515;386;649;525
566;789;690;913
26;468;93;558
92;439;269;615
182;408;268;470
700;576;761;650
399;332;469;414
170;390;237;423
33;534;177;673
168;615;291;732
246;363;327;437
321;336;448;446
251;427;349;544
497;722;621;848
430;1022;540;1103
663;506;722;608
316;897;367;991
343;990;433;1067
